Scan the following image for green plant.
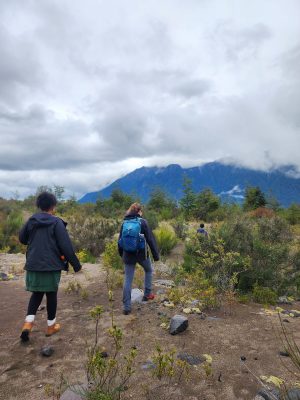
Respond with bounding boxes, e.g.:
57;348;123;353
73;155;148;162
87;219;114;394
76;249;97;263
84;293;138;400
64;280;82;294
103;241;123;271
252;284;277;305
154;223;177;256
151;345;190;383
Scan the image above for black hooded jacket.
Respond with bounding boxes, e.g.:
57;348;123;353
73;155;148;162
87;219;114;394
19;212;81;273
118;212;160;264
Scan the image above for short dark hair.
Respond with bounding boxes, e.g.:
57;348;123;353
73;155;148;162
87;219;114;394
200;223;205;228
36;192;57;211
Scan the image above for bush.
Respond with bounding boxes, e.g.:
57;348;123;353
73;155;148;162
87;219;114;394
102;240;123;270
68;216;119;256
154;223;177;256
76;249;97;263
252;284;277;305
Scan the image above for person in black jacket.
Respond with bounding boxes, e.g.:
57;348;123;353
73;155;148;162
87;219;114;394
118;202;159;315
19;191;82;342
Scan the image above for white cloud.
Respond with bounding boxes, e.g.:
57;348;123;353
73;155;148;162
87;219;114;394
0;0;300;198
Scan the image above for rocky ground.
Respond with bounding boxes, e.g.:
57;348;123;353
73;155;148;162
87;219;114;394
0;253;300;400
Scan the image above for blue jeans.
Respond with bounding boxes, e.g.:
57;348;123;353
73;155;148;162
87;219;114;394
123;258;153;311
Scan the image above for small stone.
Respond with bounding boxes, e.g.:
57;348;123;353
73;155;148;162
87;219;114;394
283;319;290;323
163;301;175;308
141;360;155;370
0;272;9;281
177;352;205;365
257;388;280;400
60;385;86;399
183;308;192;314
286;388;300;400
277;296;292;305
40;345;54;357
279;351;290;357
169;315;189;335
100;351;108;358
154;279;175;288
240;356;246;361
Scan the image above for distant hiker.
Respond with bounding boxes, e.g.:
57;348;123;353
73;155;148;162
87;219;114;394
197;223;208;237
118;202;159;315
19;191;82;342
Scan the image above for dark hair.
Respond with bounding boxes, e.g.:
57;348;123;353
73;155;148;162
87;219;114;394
36;192;57;211
200;223;205;228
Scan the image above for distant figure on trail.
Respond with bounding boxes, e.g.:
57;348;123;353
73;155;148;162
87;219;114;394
197;223;208;237
19;191;82;342
118;203;159;315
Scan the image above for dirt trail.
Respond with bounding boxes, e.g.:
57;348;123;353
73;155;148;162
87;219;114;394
0;258;300;400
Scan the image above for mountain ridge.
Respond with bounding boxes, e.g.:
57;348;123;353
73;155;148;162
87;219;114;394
79;162;300;207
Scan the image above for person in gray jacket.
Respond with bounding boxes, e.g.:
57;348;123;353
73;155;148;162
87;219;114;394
19;191;82;342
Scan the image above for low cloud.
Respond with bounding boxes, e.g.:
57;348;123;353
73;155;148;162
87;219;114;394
0;0;300;199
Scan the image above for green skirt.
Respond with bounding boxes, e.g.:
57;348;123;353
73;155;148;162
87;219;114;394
25;271;61;292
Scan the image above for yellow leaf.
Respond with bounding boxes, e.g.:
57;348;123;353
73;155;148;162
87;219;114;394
183;308;192;314
260;375;284;387
203;354;212;364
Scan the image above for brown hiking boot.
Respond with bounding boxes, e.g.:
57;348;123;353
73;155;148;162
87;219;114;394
46;323;60;337
20;322;33;342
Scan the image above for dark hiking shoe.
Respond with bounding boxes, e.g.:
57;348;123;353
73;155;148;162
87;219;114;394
123;310;131;315
142;294;155;301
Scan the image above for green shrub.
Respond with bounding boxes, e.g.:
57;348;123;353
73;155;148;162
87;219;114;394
154;223;177;256
171;216;188;239
252;284;277;305
103;241;123;270
76;249;97;263
68;216;119;256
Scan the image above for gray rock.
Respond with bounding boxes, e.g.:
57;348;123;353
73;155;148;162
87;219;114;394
286;388;300;400
169;315;189;335
154;279;175;288
254;396;266;400
277;296;292;305
141;360;156;370
177;352;205;365
131;288;144;304
60;385;86;400
257;388;280;400
40;345;54;357
279;350;290;357
0;272;9;281
206;316;222;321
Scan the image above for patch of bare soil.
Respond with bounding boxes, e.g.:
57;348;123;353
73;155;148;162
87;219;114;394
0;256;299;400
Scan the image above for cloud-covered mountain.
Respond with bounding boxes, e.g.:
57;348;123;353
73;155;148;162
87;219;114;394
79;162;300;207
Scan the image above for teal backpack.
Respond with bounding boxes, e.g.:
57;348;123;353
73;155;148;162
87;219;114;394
118;217;146;253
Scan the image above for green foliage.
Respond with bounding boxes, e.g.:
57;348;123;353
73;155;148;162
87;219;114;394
283;203;300;225
147;188;178;220
194;188;220;221
103;241;123;270
85;299;138;400
154;223;177;256
243;186;266;211
68;216;119;256
171;216;188;239
179;176;197;220
143;209;159;230
95;189;136;218
76;249;97;263
151;345;190;383
252;284;277;305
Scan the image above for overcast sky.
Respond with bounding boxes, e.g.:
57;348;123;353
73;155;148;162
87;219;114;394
0;0;300;199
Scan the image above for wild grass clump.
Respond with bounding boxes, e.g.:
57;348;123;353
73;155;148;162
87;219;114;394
154;223;177;256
